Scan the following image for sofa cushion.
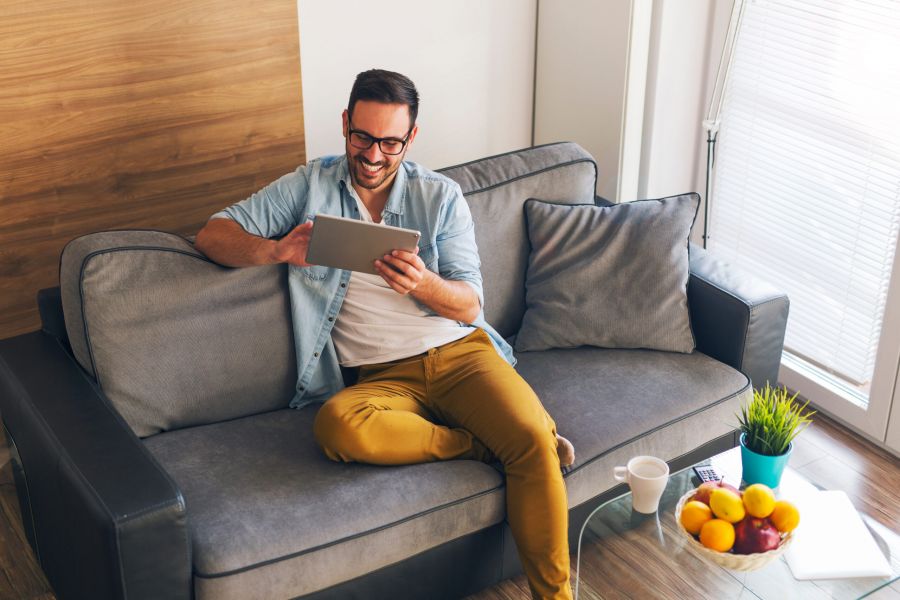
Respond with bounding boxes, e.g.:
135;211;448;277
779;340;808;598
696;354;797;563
60;231;297;437
142;407;505;600
515;194;699;353
515;347;751;507
438;142;598;338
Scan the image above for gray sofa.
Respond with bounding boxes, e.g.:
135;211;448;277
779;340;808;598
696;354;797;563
0;142;789;599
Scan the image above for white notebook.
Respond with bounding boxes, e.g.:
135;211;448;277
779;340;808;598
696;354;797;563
785;490;892;580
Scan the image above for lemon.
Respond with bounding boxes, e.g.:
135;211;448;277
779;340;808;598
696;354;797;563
680;500;713;535
709;488;745;523
742;484;776;518
699;518;735;552
770;500;801;533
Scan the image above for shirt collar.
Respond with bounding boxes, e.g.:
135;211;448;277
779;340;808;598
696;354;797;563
383;162;407;216
337;155;407;217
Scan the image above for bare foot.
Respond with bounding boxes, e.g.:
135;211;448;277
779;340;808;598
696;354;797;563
556;434;575;467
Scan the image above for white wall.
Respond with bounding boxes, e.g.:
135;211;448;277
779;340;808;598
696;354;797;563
638;0;730;243
533;0;632;201
532;0;726;206
297;0;536;170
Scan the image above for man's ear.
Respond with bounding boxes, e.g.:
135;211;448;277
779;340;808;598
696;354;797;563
406;124;419;148
342;110;349;138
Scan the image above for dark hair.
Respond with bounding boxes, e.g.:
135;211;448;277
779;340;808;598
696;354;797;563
348;69;419;128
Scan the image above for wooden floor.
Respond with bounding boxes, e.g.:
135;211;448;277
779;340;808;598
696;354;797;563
1;413;897;600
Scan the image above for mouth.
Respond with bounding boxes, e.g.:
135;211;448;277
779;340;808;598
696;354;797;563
358;159;384;177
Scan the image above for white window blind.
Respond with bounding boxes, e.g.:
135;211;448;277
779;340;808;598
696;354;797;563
710;0;900;394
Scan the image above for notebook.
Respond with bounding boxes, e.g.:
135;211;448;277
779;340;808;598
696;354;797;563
785;490;893;580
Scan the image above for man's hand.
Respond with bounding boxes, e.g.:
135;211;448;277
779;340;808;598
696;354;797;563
375;248;480;323
374;248;431;295
195;218;317;268
272;221;314;267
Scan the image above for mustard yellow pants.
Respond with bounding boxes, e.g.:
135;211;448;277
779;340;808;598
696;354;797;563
313;329;572;600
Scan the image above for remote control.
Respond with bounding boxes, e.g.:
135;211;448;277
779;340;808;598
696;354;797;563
692;465;721;483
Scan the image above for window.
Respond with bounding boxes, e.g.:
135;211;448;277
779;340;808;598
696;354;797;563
709;0;900;405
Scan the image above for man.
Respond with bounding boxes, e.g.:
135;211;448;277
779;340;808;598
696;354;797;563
194;69;574;600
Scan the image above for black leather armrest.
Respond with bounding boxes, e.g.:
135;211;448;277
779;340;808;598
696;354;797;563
37;286;68;346
0;331;191;600
688;244;789;388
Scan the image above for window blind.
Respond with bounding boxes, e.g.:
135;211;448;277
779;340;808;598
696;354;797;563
709;0;900;392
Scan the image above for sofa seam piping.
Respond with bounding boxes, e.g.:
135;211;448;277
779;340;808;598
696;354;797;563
563;376;752;479
461;158;598;198
437;141;581;172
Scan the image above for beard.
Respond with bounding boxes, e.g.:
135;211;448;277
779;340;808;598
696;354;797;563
347;150;404;191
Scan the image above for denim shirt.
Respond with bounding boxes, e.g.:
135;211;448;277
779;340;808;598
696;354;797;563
212;155;516;409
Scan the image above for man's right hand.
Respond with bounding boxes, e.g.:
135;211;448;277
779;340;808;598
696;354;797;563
272;221;314;267
195;218;315;269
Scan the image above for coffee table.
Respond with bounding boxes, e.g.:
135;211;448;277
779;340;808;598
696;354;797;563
574;448;899;599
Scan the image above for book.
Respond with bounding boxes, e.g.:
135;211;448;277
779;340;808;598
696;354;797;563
785;490;893;580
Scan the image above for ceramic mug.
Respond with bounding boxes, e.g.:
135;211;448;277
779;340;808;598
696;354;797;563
613;456;670;514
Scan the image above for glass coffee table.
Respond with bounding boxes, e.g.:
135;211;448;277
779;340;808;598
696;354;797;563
574;448;899;600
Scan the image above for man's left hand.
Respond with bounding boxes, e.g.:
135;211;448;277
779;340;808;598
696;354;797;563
374;249;432;295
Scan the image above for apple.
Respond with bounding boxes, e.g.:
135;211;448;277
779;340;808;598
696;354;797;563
733;516;781;554
692;479;741;506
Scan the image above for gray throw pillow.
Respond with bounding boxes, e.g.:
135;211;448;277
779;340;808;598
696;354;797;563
515;194;699;353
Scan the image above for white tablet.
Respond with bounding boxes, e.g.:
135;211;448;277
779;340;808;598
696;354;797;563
306;214;421;275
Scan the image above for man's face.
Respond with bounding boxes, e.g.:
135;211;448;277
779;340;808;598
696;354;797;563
342;100;417;194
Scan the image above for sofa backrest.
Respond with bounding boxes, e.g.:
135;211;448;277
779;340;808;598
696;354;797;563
60;231;296;437
58;143;597;437
439;142;597;337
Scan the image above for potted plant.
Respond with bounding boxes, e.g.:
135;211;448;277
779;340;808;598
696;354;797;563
737;384;815;488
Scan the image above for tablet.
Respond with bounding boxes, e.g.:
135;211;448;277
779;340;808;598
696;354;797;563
306;214;421;275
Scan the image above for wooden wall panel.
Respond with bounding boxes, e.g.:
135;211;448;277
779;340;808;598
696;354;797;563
0;0;305;339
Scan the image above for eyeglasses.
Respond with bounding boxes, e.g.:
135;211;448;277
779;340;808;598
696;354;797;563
347;122;412;156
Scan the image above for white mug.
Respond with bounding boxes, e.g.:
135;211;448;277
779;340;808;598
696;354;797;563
613;456;670;514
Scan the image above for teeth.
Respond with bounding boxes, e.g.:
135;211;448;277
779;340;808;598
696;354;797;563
361;162;382;173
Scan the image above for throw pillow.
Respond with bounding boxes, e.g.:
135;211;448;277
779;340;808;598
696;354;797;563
515;194;700;353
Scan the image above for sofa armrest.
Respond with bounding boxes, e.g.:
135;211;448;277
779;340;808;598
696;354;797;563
688;244;789;388
0;331;191;600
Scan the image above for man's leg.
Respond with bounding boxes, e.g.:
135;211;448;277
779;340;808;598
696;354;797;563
425;330;572;600
313;357;493;465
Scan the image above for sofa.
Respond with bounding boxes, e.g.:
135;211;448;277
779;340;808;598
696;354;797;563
0;142;789;599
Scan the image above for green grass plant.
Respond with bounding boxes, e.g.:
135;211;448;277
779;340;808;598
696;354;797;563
738;384;815;456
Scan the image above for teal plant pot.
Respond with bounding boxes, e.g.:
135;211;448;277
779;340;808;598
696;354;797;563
740;433;792;488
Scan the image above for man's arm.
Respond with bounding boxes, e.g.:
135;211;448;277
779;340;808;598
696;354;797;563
195;218;314;268
376;250;481;323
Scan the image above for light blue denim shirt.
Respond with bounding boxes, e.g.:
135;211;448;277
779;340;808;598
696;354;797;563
212;154;515;409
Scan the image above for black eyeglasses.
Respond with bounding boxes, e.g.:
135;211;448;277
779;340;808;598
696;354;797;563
347;122;413;156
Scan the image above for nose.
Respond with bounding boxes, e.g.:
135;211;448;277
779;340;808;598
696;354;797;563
361;143;384;163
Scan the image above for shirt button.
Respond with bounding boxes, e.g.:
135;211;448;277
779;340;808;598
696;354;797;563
340;283;347;288
314;352;319;357
328;317;334;322
299;386;304;391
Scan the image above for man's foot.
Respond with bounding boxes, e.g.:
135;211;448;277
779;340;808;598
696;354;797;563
556;434;575;467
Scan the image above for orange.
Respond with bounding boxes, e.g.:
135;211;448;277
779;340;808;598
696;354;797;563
742;484;776;518
699;519;735;552
709;488;746;523
680;500;713;535
770;500;801;533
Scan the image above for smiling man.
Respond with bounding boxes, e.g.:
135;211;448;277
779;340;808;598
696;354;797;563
194;69;574;600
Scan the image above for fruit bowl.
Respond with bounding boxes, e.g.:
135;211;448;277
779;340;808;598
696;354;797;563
674;489;794;571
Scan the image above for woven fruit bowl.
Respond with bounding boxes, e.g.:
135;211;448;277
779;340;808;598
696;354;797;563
674;489;793;571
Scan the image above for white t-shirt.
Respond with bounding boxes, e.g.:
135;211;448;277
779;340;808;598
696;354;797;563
331;199;475;367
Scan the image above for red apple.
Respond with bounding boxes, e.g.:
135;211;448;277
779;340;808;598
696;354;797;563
733;517;781;554
692;479;741;506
